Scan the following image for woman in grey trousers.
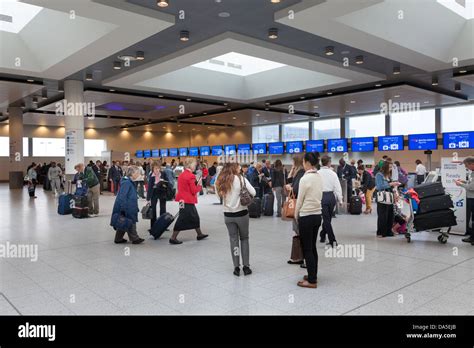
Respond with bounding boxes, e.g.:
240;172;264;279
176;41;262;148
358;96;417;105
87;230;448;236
216;162;256;276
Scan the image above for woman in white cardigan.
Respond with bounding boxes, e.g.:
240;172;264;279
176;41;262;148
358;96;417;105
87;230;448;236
294;152;323;289
216;162;256;276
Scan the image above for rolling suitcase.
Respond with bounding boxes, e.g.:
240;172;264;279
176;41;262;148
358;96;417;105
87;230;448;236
349;195;362;215
263;193;274;216
58;181;74;215
418;194;453;214
413;209;457;231
248;197;262;218
150;212;178;240
72;195;89;218
414;182;445;199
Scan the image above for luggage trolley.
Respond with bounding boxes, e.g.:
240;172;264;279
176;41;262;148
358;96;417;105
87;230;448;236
400;191;452;244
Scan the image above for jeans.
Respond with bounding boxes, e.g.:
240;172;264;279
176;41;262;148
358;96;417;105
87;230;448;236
377;203;394;236
273;186;284;216
224;213;250;268
298;214;322;284
320;192;336;243
87;184;100;215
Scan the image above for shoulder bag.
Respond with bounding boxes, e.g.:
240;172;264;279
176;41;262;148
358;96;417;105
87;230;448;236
239;175;254;206
282;188;296;220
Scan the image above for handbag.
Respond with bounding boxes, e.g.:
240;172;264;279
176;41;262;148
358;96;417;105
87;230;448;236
282;189;296;220
239;175;254;206
112;212;133;231
376;190;394;205
141;203;152;220
290;235;303;261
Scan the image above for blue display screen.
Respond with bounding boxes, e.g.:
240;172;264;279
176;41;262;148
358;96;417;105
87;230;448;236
286;141;303;154
135;150;144;158
443;131;474;149
269;142;284;155
160;149;168;157
224;144;236;155
327;139;348;152
200;146;210;156
252;143;267;154
189;147;199;156
179;147;188;156
378;135;404;151
237;144;251;154
351;137;374;152
408;133;438;150
169;148;178;157
150;149;158;157
211;146;223;156
305;140;324;153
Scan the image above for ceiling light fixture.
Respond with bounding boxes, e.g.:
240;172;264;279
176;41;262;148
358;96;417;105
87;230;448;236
186;98;192;101
157;0;169;7
300;96;305;99
432;77;438;86
393;66;401;75
26;78;34;82
350;100;356;104
459;69;467;73
313;106;319;109
232;117;236;120
327;91;333;95
355;55;364;64
268;28;278;39
136;51;145;61
41;90;48;100
325;46;335;56
85;73;93;81
375;83;382;87
113;61;122;70
180;30;190;42
158;95;164;98
109;89;116;92
271;0;281;3
394;94;400;98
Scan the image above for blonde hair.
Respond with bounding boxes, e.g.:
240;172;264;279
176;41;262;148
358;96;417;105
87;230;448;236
184;157;197;169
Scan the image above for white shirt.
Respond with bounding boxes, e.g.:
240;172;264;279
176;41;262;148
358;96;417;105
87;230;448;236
416;164;427;175
295;170;323;217
318;166;343;204
391;163;399;181
219;175;256;213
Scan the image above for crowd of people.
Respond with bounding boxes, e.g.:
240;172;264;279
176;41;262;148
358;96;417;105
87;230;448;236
24;153;474;288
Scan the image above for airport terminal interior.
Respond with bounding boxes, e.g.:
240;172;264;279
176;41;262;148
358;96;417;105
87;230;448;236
0;0;474;316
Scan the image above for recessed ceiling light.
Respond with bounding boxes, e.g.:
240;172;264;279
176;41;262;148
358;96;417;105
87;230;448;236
327;91;333;95
227;108;231;111
325;46;335;56
345;110;350;113
180;30;190;42
393;66;401;75
375;83;382;87
158;95;164;98
218;12;230;18
113;61;122;70
232;117;236;120
350;100;356;104
109;89;115;92
432;77;438;86
157;0;169;7
212;120;216;122
265;102;270;105
256;113;260;116
26;78;34;82
313;106;319;109
459;69;467;73
355;55;364;64
394;94;400;98
192;128;195;131
268;28;278;39
203;112;207;115
455;83;461;91
85;73;93;81
162;126;166;129
271;0;281;3
300;96;305;99
243;122;247;125
186;98;192;101
265;108;269;111
136;51;145;61
223;102;228;106
424;101;429;104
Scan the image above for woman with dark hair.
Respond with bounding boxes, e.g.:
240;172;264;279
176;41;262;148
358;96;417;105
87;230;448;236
216;162;256;276
375;161;400;238
285;154;306;265
271;159;285;217
169;158;208;244
146;161;168;232
294;152;323;289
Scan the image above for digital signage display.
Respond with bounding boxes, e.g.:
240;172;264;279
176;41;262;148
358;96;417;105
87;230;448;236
179;147;188;156
443;131;474;149
351;137;374;152
135;150;144;158
200;146;210;156
408;133;438;150
237;144;251;154
378;135;404;151
252;143;267;154
305;140;324;153
268;142;284;155
148;149;156;157
211;146;223;156
224;144;236;155
160;149;168;157
327;138;348;153
169;148;178;157
189;147;199;156
286;141;303;154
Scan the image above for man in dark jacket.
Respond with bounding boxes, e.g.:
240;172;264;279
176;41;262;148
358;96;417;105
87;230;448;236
337;158;356;200
108;161;123;196
208;162;217;177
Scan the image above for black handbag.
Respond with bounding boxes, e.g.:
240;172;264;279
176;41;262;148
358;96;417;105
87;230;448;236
239;175;254;206
141;203;152;220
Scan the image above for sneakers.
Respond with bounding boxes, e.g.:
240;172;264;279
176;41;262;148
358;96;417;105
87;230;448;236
243;266;252;276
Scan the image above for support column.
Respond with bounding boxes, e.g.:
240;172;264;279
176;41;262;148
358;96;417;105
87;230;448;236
8;107;24;189
435;108;441;135
64;80;85;175
340;117;347;138
385;113;390;135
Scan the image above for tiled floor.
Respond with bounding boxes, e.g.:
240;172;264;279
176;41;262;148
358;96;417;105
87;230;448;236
1;184;473;315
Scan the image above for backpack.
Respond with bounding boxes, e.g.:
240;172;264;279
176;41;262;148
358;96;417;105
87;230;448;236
398;168;408;185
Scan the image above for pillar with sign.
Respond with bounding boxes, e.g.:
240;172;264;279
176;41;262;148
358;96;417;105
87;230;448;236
64;80;85;176
8;107;24;189
441;157;467;235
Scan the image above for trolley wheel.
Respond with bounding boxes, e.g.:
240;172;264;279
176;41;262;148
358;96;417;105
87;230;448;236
406;236;411;243
406;233;411;243
438;235;448;244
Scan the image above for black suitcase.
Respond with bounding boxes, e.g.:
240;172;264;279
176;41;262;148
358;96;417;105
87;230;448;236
349;195;362;215
414;209;457;231
249;197;262;218
414;182;445;199
263;193;274;216
150;212;178;239
418;194;453;214
72;195;89;218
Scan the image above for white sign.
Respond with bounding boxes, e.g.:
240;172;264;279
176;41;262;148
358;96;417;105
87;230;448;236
441;157;467;235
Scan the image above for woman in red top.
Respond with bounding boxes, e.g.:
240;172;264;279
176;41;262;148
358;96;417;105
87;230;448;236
170;158;209;244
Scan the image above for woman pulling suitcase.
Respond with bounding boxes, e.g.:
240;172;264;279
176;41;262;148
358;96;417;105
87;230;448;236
146;161;168;233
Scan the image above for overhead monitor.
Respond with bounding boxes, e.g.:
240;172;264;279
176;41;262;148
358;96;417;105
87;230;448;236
327;138;348;153
408;133;438;150
160;149;168;157
443;131;474;149
237;143;251;154
224;144;236;155
200;146;210;156
252;143;267;154
351;137;374;152
135;150;144;158
189;147;199;156
211;145;223;156
286;141;303;154
143;150;151;158
305;140;324;153
378;135;404;151
169;148;178;157
179;147;188;156
268;142;284;155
